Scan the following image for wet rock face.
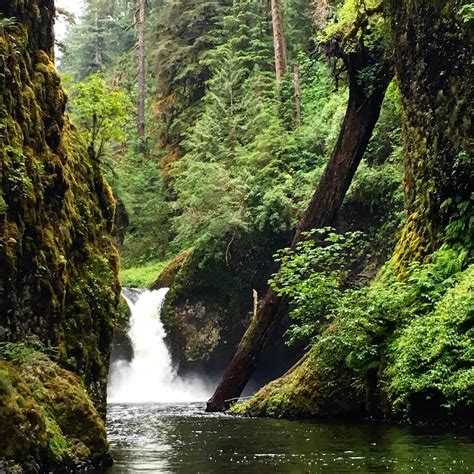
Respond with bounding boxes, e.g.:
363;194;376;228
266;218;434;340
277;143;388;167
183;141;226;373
0;0;120;411
152;249;249;376
0;350;112;473
167;298;226;367
151;238;293;378
0;0;120;469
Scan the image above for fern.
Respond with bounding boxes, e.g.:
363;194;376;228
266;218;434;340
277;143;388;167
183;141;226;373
0;16;18;31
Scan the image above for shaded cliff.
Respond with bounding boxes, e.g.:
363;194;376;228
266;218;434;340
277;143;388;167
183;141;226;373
0;0;120;470
151;238;290;378
232;0;473;422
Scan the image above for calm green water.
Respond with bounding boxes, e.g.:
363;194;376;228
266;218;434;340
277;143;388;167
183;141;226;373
106;403;473;473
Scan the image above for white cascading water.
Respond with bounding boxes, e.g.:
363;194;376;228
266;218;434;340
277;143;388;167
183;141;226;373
108;288;210;404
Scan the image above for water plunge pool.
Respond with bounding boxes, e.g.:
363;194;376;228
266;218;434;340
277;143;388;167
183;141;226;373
105;402;473;473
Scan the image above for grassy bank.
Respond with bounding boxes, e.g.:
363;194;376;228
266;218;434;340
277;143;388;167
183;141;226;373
119;260;169;289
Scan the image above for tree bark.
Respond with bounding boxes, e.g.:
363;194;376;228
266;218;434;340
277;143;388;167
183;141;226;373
294;63;301;127
137;0;146;145
206;45;391;412
271;0;288;81
94;12;103;69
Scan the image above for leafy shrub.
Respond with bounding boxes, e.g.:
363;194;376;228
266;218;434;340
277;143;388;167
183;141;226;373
386;264;474;413
270;228;367;345
272;234;473;415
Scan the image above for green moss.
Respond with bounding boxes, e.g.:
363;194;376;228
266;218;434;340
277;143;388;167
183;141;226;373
232;351;363;418
0;0;119;468
153;248;242;370
0;347;109;469
120;259;170;288
324;0;383;40
151;248;195;292
0;194;7;216
44;413;71;462
0;372;11;396
388;0;473;270
0;361;47;469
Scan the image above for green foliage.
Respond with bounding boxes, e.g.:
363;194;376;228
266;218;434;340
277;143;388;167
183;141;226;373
60;0;172;266
65;70;171;264
0;336;59;364
172;161;250;259
67;73;133;161
120;260;169;288
59;0;136;80
159;0;403;275
0;16;20;58
273;237;473;416
441;189;474;256
270;228;367;345
111;150;171;264
59;0;403;271
169;0;352;260
459;3;474;22
151;0;229;145
324;0;383;40
0;16;17;31
386;265;474;413
283;0;316;58
4;146;33;198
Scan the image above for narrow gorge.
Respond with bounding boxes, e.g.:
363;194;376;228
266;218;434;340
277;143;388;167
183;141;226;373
0;0;472;472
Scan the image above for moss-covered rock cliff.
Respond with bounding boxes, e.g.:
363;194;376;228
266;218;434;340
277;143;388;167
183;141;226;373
389;0;473;268
0;0;120;470
152;239;288;377
0;341;111;471
233;0;473;422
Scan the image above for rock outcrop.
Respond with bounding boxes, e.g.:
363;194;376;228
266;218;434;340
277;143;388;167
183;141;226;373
0;1;120;469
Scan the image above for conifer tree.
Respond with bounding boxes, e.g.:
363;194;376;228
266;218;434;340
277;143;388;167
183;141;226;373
137;0;147;146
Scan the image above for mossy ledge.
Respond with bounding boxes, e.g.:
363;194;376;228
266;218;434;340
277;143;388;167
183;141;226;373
151;235;287;377
0;1;120;470
0;343;112;472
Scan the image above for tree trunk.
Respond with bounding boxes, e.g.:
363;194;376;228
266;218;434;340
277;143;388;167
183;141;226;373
137;0;146;145
94;12;103;69
271;0;288;81
206;46;391;412
294;63;301;127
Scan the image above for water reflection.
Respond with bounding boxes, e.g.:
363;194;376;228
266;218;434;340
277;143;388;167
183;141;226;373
106;403;473;473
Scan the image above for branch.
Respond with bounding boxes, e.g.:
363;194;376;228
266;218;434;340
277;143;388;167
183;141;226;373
343;1;384;46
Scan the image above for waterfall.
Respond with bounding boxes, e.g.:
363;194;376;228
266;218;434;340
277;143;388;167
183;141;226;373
108;288;210;404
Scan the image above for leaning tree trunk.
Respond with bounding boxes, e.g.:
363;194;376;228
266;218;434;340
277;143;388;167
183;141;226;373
206;45;392;412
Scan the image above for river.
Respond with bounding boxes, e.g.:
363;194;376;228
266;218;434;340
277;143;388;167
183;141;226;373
106;402;473;472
